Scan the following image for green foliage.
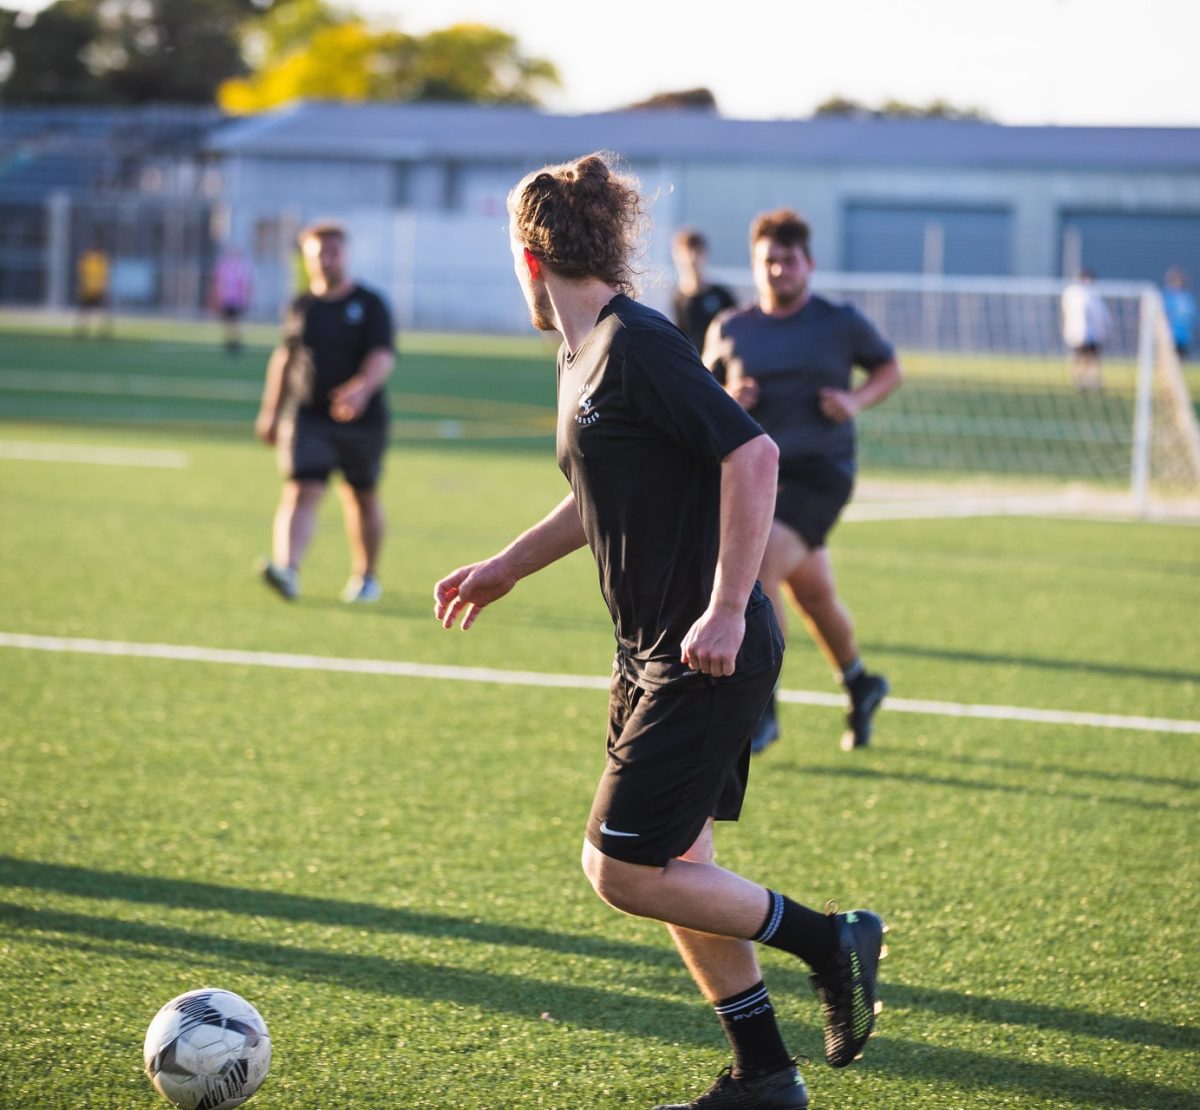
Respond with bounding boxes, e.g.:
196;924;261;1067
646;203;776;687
814;94;990;120
0;0;560;109
219;7;560;113
0;0;256;105
0;320;1198;1107
0;0;100;104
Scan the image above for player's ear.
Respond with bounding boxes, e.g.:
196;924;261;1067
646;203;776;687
523;248;542;281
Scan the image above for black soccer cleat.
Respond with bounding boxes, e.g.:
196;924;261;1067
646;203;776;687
810;909;887;1068
256;558;298;601
841;673;889;751
652;1062;808;1109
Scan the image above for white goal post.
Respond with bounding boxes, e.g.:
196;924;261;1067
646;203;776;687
707;270;1200;517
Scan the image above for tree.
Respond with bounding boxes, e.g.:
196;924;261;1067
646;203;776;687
411;23;558;104
219;9;559;112
0;0;261;105
625;87;718;112
815;94;990;121
0;0;100;104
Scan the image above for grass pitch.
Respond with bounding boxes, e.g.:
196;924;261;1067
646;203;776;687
1;318;1198;1108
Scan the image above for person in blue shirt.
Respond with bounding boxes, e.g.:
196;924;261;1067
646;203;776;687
1163;268;1196;359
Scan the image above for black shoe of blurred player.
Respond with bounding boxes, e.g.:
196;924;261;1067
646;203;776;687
841;673;889;751
652;1062;808;1109
256;558;298;601
810;909;887;1068
749;694;780;755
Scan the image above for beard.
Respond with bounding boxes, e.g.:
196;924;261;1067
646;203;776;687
527;282;556;332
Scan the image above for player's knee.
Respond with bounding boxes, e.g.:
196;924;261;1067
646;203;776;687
581;844;653;915
784;578;824;612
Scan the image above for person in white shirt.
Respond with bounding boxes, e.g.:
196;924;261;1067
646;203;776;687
1061;269;1110;391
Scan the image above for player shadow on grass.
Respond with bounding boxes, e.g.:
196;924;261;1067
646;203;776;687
4;899;1194;1108
3;856;1192;1053
882;747;1200;793
860;640;1200;685
786;764;1193;814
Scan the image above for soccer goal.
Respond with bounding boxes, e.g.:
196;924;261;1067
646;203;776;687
708;270;1200;518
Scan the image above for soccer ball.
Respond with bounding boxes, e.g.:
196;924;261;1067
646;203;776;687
143;988;271;1110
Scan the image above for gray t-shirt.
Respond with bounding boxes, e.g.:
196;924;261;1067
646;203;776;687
703;295;894;464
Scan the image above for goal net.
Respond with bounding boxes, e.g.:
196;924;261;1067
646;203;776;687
708;270;1200;518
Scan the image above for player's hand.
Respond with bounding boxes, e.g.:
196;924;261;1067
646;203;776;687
254;411;277;445
818;387;860;423
680;604;746;677
329;380;369;423
434;559;520;630
727;375;760;411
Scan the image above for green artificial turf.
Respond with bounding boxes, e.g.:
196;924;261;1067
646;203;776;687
1;319;1197;1108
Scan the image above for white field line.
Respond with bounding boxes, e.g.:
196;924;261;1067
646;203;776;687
0;441;189;468
3;631;1197;736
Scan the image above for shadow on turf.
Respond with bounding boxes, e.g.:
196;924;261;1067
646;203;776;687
892;747;1200;793
860;640;1200;686
859;1034;1198;1109
790;764;1194;813
4;903;1195;1109
2;856;1193;1058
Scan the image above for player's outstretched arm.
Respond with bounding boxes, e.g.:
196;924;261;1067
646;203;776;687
681;432;779;675
434;493;587;630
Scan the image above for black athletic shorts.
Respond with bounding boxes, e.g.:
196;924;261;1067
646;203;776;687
585;604;784;868
774;454;856;550
278;407;388;490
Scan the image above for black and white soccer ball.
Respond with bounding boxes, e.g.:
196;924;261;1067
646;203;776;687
143;988;271;1110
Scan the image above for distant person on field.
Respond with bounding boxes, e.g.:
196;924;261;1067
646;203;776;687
1163;267;1196;360
1061;269;1109;390
672;228;736;352
210;246;254;355
74;243;112;339
254;221;395;604
704;208;901;755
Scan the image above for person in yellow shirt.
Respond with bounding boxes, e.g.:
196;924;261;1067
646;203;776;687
75;245;113;338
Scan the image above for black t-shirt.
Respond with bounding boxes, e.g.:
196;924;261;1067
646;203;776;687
556;294;772;688
284;283;394;424
704;295;893;465
672;283;737;352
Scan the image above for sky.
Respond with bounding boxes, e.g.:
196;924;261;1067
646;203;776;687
7;0;1200;126
371;0;1200;126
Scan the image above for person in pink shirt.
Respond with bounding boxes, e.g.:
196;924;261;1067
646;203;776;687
210;246;254;354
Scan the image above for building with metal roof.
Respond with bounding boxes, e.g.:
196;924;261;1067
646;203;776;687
206;102;1200;330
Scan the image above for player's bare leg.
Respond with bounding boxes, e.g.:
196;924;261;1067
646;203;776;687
338;483;384;578
786;540;889;750
338;483;384;602
275;479;324;570
583;836;769;939
585;824;882;1104
783;545;856;671
259;479;324;599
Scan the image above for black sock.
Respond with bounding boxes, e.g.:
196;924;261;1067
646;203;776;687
713;980;791;1079
752;889;838;969
841;657;869;696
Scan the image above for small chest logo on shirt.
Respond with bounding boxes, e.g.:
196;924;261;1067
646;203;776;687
575;384;600;426
344;300;364;325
